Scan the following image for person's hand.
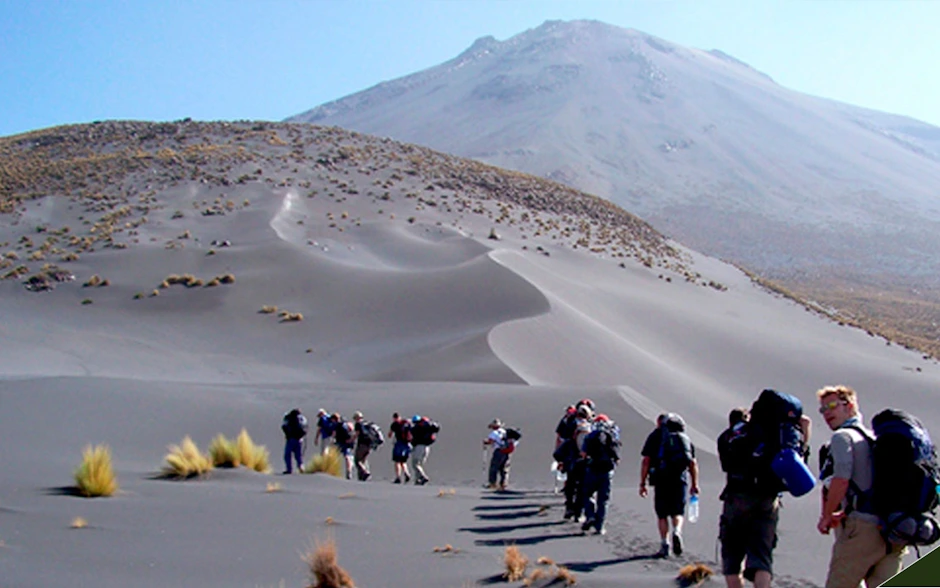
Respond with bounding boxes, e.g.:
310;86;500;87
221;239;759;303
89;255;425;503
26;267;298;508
817;511;844;534
639;483;648;498
690;484;700;496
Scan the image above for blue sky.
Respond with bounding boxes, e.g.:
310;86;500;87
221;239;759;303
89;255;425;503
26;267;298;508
2;0;939;137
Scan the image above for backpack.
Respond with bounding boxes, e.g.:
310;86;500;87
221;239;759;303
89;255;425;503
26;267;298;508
334;421;354;445
412;418;440;446
555;413;577;441
505;427;522;441
821;409;940;550
650;414;692;484
585;421;621;472
281;410;307;439
360;421;385;449
718;389;808;495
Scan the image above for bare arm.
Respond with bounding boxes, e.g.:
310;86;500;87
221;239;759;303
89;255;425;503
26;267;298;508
639;456;651;497
817;477;849;534
688;458;700;494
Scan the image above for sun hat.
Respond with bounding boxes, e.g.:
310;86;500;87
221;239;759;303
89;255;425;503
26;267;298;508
490;418;502;428
353;411;364;420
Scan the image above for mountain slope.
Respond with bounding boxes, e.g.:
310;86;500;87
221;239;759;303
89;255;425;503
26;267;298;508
289;19;940;288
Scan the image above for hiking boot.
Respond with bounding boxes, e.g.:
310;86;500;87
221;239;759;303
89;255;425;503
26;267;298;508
595;526;607;536
656;542;669;558
672;532;683;556
393;477;402;484
563;509;574;521
581;518;595;532
416;477;429;486
484;483;497;489
404;472;411;483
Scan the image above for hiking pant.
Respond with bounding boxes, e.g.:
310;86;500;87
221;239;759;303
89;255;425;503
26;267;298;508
825;516;906;588
489;450;510;486
284;438;303;473
354;444;371;481
564;459;587;516
582;467;613;531
411;444;430;483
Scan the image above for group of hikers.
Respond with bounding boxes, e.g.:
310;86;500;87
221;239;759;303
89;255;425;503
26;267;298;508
280;384;940;588
280;408;440;484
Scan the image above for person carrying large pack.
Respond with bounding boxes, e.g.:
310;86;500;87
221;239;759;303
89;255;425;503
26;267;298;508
410;415;440;485
281;408;308;474
580;414;621;535
717;390;813;588
640;412;699;558
817;385;940;588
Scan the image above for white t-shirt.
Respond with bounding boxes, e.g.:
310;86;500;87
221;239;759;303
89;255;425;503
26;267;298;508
488;428;505;448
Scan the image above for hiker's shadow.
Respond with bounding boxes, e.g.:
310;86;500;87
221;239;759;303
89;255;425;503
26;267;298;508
459;520;567;535
562;553;661;572
475;508;548;521
472;531;581;547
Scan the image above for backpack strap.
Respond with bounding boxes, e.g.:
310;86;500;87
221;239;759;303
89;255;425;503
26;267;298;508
842;424;876;515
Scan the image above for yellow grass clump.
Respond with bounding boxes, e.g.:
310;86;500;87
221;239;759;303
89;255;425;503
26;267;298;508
677;563;714;587
208;434;240;468
266;482;282;493
163;436;213;478
304;447;342;477
236;428;270;473
504;545;529;582
74;444;118;497
260;305;278;314
207;429;269;473
304;536;355;588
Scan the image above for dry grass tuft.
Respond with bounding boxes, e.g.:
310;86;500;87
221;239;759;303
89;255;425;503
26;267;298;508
70;517;88;529
260;305;278;314
74;444;118;497
437;488;456;497
338;493;355;499
432;544;455;553
677;563;714;586
303;536;355;588
504;545;529;582
236;428;270;473
536;556;555;566
209;434;240;468
265;482;282;493
522;568;547;587
324;516;335;526
163;436;213;478
219;273;235;284
304;447;342;477
554;565;577;585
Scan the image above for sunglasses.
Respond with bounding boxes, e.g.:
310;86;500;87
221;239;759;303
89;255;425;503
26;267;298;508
818;399;846;414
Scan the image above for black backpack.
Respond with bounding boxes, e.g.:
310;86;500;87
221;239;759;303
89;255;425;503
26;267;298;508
650;414;692;484
719;389;806;495
821;409;940;550
360;421;385;449
281;410;307;439
505;427;522;441
585;421;621;472
412;418;440;446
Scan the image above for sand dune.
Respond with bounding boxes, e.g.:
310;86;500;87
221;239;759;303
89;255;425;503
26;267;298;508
1;121;938;586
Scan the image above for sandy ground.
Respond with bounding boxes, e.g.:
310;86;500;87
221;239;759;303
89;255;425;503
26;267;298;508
2;122;939;587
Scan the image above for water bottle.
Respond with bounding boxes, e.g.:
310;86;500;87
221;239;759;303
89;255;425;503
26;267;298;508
687;494;699;523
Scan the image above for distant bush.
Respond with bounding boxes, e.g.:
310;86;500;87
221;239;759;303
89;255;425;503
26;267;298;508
209;429;270;473
163;436;213;479
304;447;342;477
74;444;118;497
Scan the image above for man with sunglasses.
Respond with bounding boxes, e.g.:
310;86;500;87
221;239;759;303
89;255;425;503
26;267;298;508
816;385;905;588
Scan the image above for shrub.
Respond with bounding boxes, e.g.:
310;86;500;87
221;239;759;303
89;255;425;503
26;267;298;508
236;428;270;473
677;563;714;587
304;447;342;477
74;444;118;497
304;536;355;588
208;434;240;468
163;436;213;478
260;305;278;314
504;545;528;582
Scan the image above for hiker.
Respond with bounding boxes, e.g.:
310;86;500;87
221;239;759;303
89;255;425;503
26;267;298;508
717;391;813;588
388;412;413;484
331;412;356;480
816;385;905;588
281;408;308;474
564;403;595;520
639;413;699;558
483;418;518;490
410;414;439;486
315;408;334;453
352;411;373;481
580;413;621;535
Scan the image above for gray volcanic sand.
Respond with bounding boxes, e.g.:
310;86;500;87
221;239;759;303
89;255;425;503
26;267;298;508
2;126;940;587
